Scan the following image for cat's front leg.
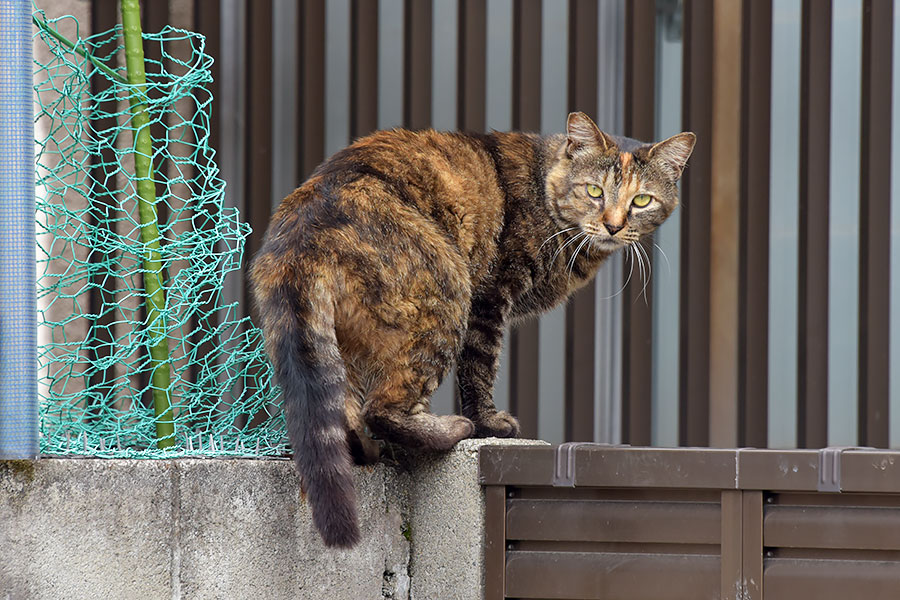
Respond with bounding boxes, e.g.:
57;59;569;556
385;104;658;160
456;292;520;438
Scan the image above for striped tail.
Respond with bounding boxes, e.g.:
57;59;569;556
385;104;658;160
253;272;360;548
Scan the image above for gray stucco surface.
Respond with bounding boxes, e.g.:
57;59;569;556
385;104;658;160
1;437;546;599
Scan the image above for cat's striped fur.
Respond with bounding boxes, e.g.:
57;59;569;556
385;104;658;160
249;113;695;547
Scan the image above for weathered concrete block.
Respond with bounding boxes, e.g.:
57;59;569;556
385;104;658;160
0;459;173;600
408;438;548;600
0;438;546;599
175;460;409;599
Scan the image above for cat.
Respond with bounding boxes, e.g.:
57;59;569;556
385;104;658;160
249;112;695;547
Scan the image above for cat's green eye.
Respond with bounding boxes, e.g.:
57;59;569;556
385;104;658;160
632;194;653;208
586;184;603;198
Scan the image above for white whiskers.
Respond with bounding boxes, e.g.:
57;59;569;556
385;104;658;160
566;234;593;282
539;226;580;253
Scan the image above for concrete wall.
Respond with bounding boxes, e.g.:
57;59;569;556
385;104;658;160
0;438;545;600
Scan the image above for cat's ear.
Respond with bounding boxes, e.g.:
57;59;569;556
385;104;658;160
648;132;696;180
566;112;616;157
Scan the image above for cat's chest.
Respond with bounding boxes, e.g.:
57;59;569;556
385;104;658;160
508;256;600;319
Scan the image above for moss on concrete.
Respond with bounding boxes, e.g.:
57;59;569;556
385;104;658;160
0;459;36;483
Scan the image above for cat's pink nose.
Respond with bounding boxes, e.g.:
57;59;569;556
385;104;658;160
604;222;624;235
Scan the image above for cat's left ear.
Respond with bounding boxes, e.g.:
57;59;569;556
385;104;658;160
566;112;616;157
648;132;696;180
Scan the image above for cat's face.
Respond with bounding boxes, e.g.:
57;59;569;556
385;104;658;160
546;112;695;253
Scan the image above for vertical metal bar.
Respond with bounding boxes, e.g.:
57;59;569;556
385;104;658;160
708;0;741;448
88;0;120;408
300;0;326;178
742;491;764;599
739;0;772;448
512;0;541;130
191;0;221;390
680;0;714;447
0;0;38;458
272;0;300;203
351;0;379;137
564;0;598;442
622;0;655;446
508;0;541;439
797;0;831;449
455;0;486;414
194;0;221;157
858;0;893;448
244;0;273;284
457;0;486;131
404;0;432;129
483;485;507;600
720;490;743;600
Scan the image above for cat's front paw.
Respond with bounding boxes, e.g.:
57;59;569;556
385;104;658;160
473;410;520;438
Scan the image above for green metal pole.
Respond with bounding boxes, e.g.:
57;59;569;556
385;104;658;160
120;0;174;449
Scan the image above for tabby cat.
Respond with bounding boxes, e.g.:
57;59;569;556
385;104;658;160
249;112;695;547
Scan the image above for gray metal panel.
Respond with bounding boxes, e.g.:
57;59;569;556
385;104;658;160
431;0;458;131
827;0;862;446
271;0;299;205
768;0;801;449
378;0;404;129
325;0;351;156
429;0;458;417
219;0;246;308
536;0;568;445
594;0;624;445
485;0;512;132
651;0;684;449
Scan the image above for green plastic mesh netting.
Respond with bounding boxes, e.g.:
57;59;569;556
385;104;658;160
33;10;285;457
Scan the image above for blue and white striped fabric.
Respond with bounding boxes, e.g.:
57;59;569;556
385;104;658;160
0;0;38;459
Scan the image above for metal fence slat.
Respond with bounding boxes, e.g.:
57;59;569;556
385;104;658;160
797;0;832;449
858;0;893;448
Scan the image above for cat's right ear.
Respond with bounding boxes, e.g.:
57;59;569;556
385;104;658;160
566;112;615;157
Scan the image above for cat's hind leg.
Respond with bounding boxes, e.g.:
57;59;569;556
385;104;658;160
361;360;475;451
344;392;382;465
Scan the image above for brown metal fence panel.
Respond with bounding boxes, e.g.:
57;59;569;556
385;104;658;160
403;0;432;130
858;0;893;448
680;0;713;447
87;0;120;404
243;0;273;279
190;0;221;387
508;0;542;440
481;444;900;599
564;0;598;443
299;0;326;179
739;0;772;448
797;0;832;449
350;0;378;139
622;0;655;447
458;0;486;132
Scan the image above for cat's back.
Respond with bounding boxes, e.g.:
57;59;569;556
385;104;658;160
268;128;508;280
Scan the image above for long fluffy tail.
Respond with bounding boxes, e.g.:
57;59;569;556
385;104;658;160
252;266;359;548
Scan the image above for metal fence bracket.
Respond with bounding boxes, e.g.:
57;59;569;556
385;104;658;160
817;446;874;492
